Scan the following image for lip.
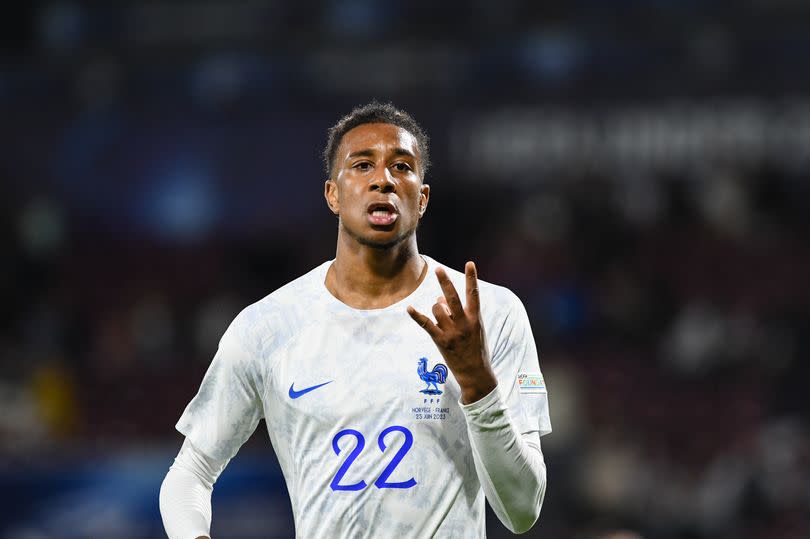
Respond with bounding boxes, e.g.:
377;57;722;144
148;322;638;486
366;201;399;214
366;201;399;227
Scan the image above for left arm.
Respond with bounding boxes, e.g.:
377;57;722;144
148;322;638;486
408;262;548;534
462;388;546;533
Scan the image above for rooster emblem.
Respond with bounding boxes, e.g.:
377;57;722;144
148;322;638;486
417;357;448;395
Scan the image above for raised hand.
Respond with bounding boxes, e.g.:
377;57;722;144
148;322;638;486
407;261;498;404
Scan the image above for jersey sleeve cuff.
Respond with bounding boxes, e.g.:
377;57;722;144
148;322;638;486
459;385;504;418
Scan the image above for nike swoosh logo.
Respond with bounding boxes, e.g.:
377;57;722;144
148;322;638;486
288;380;333;399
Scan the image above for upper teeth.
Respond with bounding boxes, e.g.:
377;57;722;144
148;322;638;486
372;209;390;216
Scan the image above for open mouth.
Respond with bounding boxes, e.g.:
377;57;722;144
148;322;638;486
367;202;399;226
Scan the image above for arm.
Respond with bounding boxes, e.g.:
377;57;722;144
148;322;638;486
159;439;229;539
163;309;265;538
408;262;551;534
462;388;546;534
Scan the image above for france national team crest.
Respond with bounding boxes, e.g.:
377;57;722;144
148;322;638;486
417;357;447;395
412;357;451;421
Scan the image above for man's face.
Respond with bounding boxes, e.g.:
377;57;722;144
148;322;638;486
325;122;430;249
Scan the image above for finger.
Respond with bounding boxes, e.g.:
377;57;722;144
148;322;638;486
435;267;464;318
465;261;480;314
437;296;453;318
407;306;441;338
432;302;453;329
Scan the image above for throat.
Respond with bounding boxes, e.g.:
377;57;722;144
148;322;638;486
325;253;428;310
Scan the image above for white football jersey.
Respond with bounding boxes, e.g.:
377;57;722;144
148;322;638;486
176;255;551;538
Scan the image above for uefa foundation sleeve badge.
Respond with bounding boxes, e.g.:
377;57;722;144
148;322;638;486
517;372;546;394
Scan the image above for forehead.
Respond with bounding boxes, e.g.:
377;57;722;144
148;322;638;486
337;123;420;159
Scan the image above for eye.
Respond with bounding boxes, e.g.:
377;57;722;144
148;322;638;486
392;162;412;172
354;162;372;171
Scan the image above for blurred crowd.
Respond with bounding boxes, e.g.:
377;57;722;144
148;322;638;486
3;1;810;538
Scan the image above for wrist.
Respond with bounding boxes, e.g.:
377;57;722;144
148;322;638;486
456;368;498;404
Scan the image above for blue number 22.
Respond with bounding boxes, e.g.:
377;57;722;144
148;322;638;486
330;425;416;491
330;429;367;491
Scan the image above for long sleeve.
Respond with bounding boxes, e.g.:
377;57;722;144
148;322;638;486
159;439;230;539
462;387;547;534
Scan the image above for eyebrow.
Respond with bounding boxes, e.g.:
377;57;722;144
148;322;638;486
346;147;417;161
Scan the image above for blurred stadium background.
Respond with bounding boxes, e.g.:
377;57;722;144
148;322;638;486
2;1;810;538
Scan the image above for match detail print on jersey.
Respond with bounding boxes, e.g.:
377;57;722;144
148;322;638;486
412;357;451;422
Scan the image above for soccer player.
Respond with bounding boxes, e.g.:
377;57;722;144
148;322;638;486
159;102;551;538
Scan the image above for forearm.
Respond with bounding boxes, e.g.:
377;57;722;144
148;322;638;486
159;439;229;539
462;387;547;534
159;466;213;539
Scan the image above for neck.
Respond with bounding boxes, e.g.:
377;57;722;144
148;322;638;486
326;229;427;309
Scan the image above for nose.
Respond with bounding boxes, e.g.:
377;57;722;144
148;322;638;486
369;169;396;193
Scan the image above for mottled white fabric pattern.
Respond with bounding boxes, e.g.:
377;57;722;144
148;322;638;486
176;255;551;538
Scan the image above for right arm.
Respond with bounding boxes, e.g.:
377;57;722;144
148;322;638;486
161;310;265;538
159;439;229;539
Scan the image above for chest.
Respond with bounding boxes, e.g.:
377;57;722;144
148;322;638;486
264;314;467;442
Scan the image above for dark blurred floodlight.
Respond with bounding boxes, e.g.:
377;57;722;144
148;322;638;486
18;199;66;258
139;161;222;243
519;30;584;85
38;2;84;52
192;54;249;105
324;0;390;38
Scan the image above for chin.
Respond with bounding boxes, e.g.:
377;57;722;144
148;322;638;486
344;222;415;250
358;232;408;250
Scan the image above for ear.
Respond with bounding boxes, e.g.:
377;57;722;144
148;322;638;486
418;183;430;217
324;178;339;215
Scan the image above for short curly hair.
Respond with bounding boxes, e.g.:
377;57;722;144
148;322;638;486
323;101;430;179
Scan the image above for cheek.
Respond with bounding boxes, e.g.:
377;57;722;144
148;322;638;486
406;184;425;209
337;181;364;204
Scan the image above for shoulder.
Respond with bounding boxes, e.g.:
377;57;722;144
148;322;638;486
225;260;332;354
